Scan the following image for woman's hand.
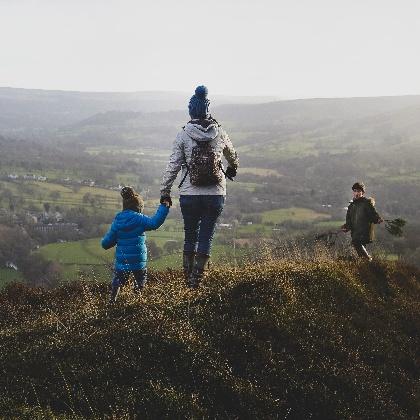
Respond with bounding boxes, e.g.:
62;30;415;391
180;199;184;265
160;195;172;207
225;166;237;180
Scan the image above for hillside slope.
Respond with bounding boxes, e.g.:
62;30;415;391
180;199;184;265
0;259;419;419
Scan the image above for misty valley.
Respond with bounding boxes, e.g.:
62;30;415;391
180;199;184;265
1;89;420;286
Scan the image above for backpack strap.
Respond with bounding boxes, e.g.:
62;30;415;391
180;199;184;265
178;129;191;189
178;164;189;189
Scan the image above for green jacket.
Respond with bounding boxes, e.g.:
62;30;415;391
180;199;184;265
344;197;381;244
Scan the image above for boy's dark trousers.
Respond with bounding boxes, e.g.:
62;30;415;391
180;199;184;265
351;241;371;260
110;269;147;302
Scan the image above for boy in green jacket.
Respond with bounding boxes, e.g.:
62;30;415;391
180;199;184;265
341;182;383;261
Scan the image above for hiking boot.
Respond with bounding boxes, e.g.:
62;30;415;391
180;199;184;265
187;253;210;289
132;285;143;295
133;269;147;293
352;242;372;260
109;285;120;303
183;252;195;284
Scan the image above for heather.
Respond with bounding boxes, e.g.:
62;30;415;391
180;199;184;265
0;256;419;419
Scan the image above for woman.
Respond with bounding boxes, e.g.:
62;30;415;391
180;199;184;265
160;85;238;288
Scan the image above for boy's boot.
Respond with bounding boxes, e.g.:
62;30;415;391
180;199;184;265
183;252;195;284
109;285;120;304
353;242;372;261
133;269;147;294
188;253;210;289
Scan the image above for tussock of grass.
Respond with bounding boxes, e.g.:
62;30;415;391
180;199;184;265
0;258;419;419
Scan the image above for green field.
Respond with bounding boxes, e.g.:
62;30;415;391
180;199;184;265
261;207;330;224
236;138;319;160
240;167;282;177
85;146;171;164
36;233;245;281
36;206;331;280
38;238;112;265
25;205;334;283
230;181;260;192
236;223;274;235
36;236;186;280
1;180;122;210
314;220;343;229
234;207;331;236
0;268;23;287
0;180;167;213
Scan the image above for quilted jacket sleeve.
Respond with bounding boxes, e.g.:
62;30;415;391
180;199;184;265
344;204;353;231
101;222;117;249
141;204;170;231
160;134;184;196
367;201;381;224
221;129;239;170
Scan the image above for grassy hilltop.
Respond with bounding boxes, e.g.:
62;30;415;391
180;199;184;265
0;257;419;419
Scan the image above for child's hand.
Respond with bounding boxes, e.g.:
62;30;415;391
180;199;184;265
160;195;172;207
162;199;171;207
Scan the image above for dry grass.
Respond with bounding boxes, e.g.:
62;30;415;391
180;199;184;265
0;255;419;419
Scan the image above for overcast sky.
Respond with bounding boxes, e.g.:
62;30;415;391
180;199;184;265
1;0;419;98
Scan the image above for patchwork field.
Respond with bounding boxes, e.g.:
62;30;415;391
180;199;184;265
36;237;242;281
31;206;331;282
0;180;166;212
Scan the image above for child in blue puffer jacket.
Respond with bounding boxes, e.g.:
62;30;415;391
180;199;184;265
102;186;170;303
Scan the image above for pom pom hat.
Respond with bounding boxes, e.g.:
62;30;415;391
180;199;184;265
120;186;144;213
188;85;210;119
195;85;208;98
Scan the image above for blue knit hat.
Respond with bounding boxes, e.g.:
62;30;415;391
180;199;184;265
188;85;210;119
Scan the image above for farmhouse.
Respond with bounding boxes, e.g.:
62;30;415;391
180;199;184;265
30;222;78;234
218;223;233;230
23;174;36;180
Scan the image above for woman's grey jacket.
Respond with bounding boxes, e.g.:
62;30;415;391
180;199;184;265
160;119;239;196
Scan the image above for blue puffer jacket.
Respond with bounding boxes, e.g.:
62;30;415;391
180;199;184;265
101;204;169;271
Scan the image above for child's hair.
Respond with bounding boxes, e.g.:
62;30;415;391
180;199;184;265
352;182;365;193
120;186;144;213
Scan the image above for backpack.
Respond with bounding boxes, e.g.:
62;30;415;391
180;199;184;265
178;120;233;189
178;139;226;188
188;140;223;186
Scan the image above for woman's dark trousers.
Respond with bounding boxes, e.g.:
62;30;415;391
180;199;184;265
180;195;225;287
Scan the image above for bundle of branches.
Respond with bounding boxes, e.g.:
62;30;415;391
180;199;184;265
384;218;406;237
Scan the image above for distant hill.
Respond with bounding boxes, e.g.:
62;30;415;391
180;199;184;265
0;258;419;418
216;95;420;128
2;89;420;168
0;87;276;135
47;95;420;154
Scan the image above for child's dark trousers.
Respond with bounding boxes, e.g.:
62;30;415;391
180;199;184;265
112;269;147;290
